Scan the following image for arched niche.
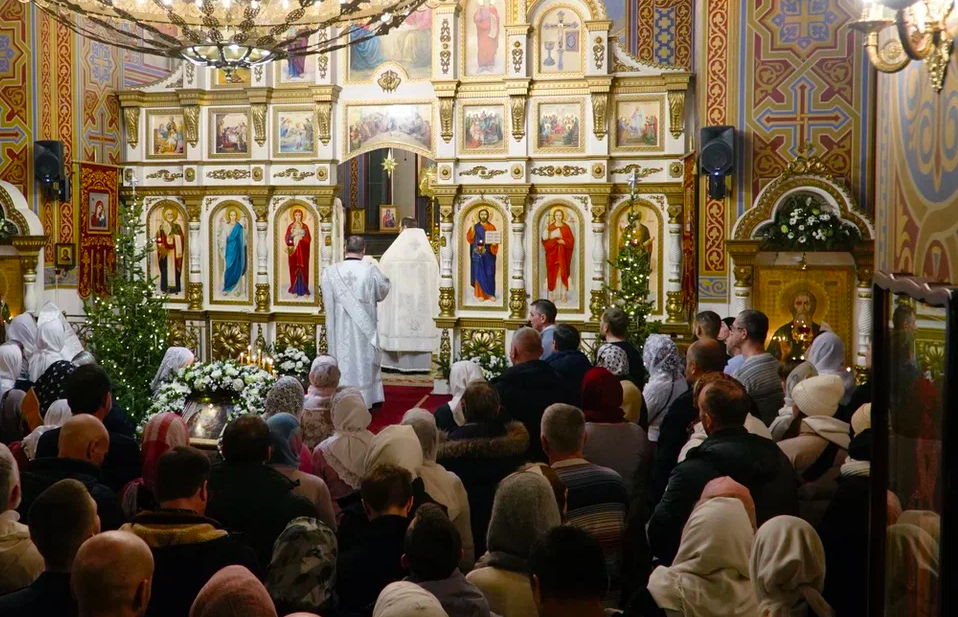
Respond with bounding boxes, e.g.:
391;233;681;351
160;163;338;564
0;180;46;316
608;196;665;315
531;2;589;78
525;0;602;22
455;198;509;312
272;198;321;307
532;199;586;313
207;200;254;306
146;199;189;303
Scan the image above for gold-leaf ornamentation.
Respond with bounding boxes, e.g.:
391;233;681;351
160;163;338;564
317;166;328;181
669;162;683;178
277;323;315;350
252;166;264;181
440;19;452;74
439;98;454;143
591;91;608;140
511;41;523;73
251;104;267;146
316;103;331;145
460;166;508;180
255;283;270;312
610;164;662;177
592;163;605;178
186;282;203;310
123;107;140;148
183;105;200;147
667;90;686;139
317;30;329;78
510;94;526;141
592;36;605;70
530;165;587;177
378;69;402;93
511;163;524;179
274;167;316;182
185;168;196;182
206;169;251;180
145;169;183;182
211;321;250;360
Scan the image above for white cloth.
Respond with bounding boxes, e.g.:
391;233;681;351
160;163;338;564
5;314;37;361
37;302;83;361
647;497;759;617
365;424;424;480
151;346;195;394
678;414;773;463
28;320;67;382
806;332;856;406
448;361;486;426
22;399;71;460
378;229;438;366
801;416;851;449
750;515;833;617
373;581;449;617
316;388;373;489
321;259;391;407
643;334;687;442
0;345;22;397
885;524;939;617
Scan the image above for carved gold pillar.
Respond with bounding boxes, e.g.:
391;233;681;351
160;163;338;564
183;196;204;310
666;89;686;140
507;192;529;319
589;192;610;322
252;195;271;312
436;190;457;317
251;104;268;147
312;86;339;146
122;107;140;149
509;94;527;142
665;193;684;324
11;236;46;315
183;106;200;147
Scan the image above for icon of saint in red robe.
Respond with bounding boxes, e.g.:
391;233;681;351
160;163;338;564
473;0;500;73
285;209;311;296
541;208;575;302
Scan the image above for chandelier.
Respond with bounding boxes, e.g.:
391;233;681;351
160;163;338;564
852;0;957;91
26;0;430;78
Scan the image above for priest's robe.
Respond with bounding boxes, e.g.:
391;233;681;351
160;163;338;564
321;258;391;407
378;229;439;373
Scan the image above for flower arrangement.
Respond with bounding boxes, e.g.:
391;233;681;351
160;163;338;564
143;360;276;433
761;194;860;251
274;346;312;384
458;339;510;381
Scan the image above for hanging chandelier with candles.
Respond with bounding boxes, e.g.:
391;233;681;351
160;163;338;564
26;0;430;79
852;0;957;91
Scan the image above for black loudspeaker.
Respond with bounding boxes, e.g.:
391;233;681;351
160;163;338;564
699;126;735;200
34;140;65;184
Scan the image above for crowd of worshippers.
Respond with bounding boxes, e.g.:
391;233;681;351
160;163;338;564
0;302;936;617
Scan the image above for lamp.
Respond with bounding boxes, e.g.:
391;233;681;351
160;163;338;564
852;0;957;91
23;0;430;79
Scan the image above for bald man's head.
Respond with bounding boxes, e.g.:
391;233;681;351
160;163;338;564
59;415;109;467
73;531;154;617
511;327;543;364
686;338;728;385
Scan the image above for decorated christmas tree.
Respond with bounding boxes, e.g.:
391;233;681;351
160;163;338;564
83;182;169;424
602;171;660;350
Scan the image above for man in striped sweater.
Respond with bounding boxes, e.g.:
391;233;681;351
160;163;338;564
726;309;784;425
541;404;628;608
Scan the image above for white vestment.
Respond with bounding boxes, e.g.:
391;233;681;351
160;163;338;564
321;259;391;407
377;229;439;373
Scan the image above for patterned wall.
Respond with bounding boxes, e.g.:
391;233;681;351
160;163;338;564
874;60;958;284
0;1;173;273
697;0;873;301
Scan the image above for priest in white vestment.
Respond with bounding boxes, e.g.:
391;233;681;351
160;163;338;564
378;218;439;373
321;236;391;407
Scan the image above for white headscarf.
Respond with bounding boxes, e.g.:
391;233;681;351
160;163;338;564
647;497;759;617
151;346;195;394
750;516;833;617
401;408;461;518
22;399;72;460
770;362;819;441
0;344;22;395
885;524;939;617
806;332;856;405
28;320;67;382
643;334;688;440
448;361;485;426
373;582;448;617
315;388;373;489
6;314;37;362
365;424;424;480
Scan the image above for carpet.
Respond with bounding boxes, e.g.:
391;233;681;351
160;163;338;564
369;385;451;434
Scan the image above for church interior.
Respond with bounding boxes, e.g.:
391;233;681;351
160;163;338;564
0;0;953;612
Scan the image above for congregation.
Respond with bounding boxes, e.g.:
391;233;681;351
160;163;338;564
0;301;934;617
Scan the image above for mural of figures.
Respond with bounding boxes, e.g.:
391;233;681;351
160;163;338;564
461;104;505;153
464;0;505;76
148;111;185;158
274;108;316;156
539;206;578;306
613;97;665;152
211;204;251;303
345;104;433;156
275;205;317;304
150;204;187;299
348;7;432;81
613;203;659;309
460;205;506;309
210;110;250;157
538;7;583;74
278;29;316;84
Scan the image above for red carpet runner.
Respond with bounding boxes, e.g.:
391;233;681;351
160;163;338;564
368;386;451;434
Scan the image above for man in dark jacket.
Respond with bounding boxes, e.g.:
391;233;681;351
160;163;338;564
337;463;413;615
122;446;260;616
19;415;126;531
545;324;593;405
437;382;529;557
0;479;100;617
493;327;569;462
648;378;799;565
649;339;728;509
35;364;141;492
206;415;317;567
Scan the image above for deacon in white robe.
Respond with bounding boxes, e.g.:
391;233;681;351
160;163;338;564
321;236;391;407
378;219;439;373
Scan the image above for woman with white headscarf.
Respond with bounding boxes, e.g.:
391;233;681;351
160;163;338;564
5;314;37;381
374;581;449;617
21;399;71;460
28;320;67;383
769;361;818;442
806;332;856;406
401;408;475;571
885;524;939;617
750;516;833;617
642;334;688;442
302;355;340;448
151;346;194;394
642;496;759;617
312;388;374;510
0;345;22;404
434;361;485;432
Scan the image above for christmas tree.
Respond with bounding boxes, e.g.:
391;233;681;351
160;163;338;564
602;171;660;350
83;182;169;424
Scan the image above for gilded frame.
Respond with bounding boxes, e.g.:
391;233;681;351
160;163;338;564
145;109;187;160
609;197;664;315
532;199;586;314
208;200;254;306
349;209;366;234
272;198;322;307
610;94;667;154
341;99;435;162
532;3;588;79
532;97;586;155
458;99;509;156
146;199;189;304
459;0;508;81
208;107;252;160
272;105;318;159
457;199;510;312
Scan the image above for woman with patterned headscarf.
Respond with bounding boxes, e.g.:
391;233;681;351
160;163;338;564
151;347;194;395
642;334;688;442
302;356;340;449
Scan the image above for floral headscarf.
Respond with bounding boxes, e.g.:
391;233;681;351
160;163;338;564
265;376;305;418
151;347;195;394
305;356;340;407
596;344;630;378
268;517;337;614
643;334;684;380
33;360;76;421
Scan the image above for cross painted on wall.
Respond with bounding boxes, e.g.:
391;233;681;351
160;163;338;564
542;10;580;71
755;78;850;157
86;111;118;164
